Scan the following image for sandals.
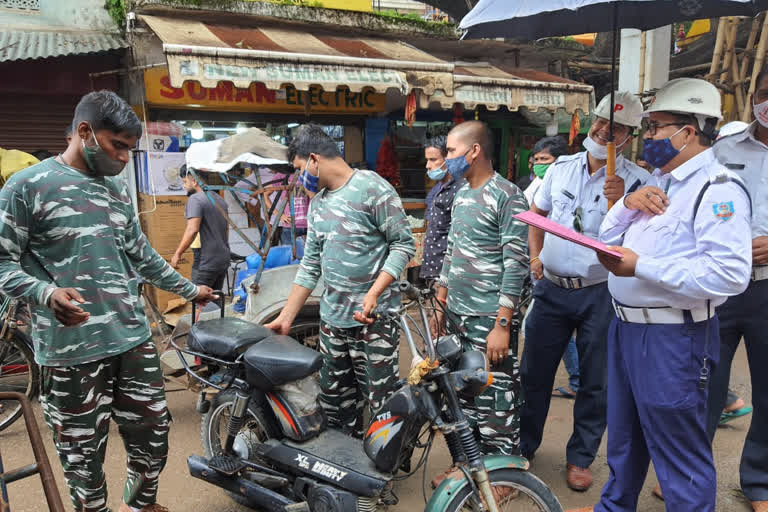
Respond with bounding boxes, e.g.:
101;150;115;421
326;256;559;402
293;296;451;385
552;386;577;399
719;406;753;426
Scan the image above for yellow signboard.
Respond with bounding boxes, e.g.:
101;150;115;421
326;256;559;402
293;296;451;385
143;67;386;114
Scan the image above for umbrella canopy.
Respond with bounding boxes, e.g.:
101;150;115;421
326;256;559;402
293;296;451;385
460;0;768;40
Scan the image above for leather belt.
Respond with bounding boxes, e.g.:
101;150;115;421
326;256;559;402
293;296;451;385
752;266;768;281
612;300;712;324
544;270;606;289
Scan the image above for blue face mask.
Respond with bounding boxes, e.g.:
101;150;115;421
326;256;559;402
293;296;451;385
427;165;448;181
445;149;472;180
298;162;320;193
643;126;687;169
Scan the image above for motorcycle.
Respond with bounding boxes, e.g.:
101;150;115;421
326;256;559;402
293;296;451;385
171;281;562;512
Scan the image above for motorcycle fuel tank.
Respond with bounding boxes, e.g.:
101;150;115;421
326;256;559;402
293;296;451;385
363;384;427;473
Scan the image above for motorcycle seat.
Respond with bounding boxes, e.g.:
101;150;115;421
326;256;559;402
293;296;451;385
243;335;322;390
187;318;272;360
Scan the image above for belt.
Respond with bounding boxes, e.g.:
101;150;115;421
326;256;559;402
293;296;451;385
544;270;606;289
612;300;712;324
752;266;768;281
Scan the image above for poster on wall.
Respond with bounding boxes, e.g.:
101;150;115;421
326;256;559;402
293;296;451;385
136;152;187;196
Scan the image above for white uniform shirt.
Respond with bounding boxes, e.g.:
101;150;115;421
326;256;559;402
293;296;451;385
523;176;542;204
600;149;752;309
713;122;768;238
533;152;649;280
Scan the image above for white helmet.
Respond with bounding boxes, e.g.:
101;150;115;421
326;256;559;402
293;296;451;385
717;120;749;140
595;91;643;128
643;78;722;131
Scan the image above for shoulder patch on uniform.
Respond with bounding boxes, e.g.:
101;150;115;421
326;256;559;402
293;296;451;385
712;201;735;221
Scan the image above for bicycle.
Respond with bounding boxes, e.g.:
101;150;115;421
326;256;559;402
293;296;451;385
0;296;39;431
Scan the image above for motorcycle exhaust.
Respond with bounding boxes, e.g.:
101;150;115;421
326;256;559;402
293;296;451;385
188;455;308;512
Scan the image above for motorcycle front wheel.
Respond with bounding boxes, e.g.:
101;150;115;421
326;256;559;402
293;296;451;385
442;468;563;512
201;388;281;507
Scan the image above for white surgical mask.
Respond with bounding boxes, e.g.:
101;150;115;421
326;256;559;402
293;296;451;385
582;133;631;160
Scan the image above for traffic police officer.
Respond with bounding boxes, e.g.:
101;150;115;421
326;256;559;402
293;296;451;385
521;91;648;491
708;65;768;512
568;78;752;512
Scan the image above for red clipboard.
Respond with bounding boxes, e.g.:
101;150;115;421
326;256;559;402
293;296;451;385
514;211;624;260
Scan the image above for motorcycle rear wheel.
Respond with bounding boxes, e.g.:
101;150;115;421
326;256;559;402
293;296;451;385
442;468;563;512
201;388;281;507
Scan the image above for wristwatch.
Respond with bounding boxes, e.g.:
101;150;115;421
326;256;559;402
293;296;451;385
497;317;510;328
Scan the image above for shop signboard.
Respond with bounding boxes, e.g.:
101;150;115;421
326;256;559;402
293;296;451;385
144;67;386;113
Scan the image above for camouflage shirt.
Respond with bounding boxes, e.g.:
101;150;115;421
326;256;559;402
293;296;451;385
438;172;529;316
0;158;199;366
294;170;415;328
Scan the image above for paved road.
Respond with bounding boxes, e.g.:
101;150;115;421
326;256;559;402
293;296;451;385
1;339;754;512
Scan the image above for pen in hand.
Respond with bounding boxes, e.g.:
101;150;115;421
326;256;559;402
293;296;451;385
663;178;671;198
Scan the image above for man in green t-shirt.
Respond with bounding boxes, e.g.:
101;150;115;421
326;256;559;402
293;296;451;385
0;90;216;512
266;124;414;437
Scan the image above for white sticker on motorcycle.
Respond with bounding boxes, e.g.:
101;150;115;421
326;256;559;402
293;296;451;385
311;461;348;482
295;454;310;470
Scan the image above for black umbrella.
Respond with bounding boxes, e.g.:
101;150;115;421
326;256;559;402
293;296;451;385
460;0;768;201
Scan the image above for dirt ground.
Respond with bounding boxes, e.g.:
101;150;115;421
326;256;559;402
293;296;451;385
1;337;755;512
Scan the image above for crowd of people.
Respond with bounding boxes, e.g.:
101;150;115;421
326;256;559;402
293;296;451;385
0;67;765;512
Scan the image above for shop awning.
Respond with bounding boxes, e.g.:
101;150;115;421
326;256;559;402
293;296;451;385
429;63;593;114
141;15;592;115
141;15;454;96
0;30;127;62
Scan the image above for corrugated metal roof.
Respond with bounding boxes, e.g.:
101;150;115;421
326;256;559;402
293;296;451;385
0;30;128;62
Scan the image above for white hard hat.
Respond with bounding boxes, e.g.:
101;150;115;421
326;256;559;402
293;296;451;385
643;78;722;131
595;91;643;128
717;120;749;140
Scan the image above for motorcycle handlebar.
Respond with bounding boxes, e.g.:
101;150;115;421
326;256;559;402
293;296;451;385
398;281;420;301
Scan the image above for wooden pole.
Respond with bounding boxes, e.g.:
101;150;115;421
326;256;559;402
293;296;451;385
710;18;728;76
744;14;768;122
732;53;746;121
739;15;761;84
720;18;739;84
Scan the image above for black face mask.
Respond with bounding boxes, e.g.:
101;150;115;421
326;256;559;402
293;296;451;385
81;126;126;177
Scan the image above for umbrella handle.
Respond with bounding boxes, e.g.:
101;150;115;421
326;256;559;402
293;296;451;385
606;141;616;209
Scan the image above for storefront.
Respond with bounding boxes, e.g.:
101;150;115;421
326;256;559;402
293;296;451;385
130;11;592;189
141;65;389;164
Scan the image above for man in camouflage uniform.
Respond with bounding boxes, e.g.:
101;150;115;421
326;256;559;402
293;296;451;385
432;121;530;459
0;91;216;512
266;125;414;437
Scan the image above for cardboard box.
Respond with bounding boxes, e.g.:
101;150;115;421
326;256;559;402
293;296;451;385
137;194;189;254
144;251;194;313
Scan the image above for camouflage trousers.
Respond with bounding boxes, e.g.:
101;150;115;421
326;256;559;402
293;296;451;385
40;340;170;512
447;313;521;456
317;320;400;438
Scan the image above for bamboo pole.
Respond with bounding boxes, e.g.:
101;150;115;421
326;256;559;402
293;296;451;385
732;52;746;120
744;13;768;122
720;18;739;84
739;15;761;84
710;18;728;76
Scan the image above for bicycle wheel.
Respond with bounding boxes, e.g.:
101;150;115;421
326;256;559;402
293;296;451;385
0;332;39;431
